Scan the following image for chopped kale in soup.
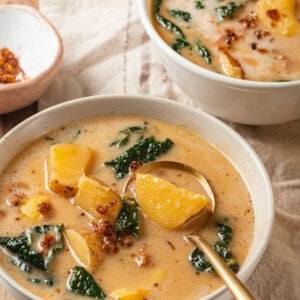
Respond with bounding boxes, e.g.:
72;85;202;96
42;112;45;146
153;0;300;81
0;116;254;299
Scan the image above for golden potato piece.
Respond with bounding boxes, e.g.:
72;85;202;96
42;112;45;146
48;144;94;197
74;175;121;223
108;288;148;300
219;51;244;79
256;0;300;36
20;194;49;220
64;228;102;271
135;173;209;229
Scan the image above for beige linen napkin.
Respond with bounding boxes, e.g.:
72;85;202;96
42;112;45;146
1;0;300;299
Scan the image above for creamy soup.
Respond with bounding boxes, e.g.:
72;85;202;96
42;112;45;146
153;0;300;81
0;116;254;299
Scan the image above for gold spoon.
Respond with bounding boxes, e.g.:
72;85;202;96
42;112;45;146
122;161;254;300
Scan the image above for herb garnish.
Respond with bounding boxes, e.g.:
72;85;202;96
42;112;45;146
156;15;186;39
115;198;140;239
195;41;212;64
110;126;146;148
189;223;239;273
67;266;106;299
168;10;191;22
195;1;205;9
215;2;244;21
104;136;174;179
173;38;192;53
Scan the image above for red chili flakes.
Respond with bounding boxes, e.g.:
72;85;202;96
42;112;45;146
37;202;52;214
266;9;280;21
0;48;27;84
39;234;56;250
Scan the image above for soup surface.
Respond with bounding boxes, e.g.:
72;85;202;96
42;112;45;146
153;0;300;81
0;116;254;299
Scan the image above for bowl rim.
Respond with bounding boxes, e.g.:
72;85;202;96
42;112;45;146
0;4;63;92
0;94;274;300
137;0;300;89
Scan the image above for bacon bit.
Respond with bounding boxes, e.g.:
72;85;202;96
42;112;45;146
266;9;280;21
80;212;85;216
257;48;268;54
239;13;257;29
219;29;238;49
6;191;26;206
135;244;151;267
101;236;119;253
0;47;27;84
251;43;257;50
166;240;175;250
96;204;109;215
130;160;143;172
39;234;55;250
254;29;270;40
37;202;52;214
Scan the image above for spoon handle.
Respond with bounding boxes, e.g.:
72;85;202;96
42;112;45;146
186;235;255;300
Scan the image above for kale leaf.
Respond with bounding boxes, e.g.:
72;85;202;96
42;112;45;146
215;2;243;21
67;266;106;299
110;125;146;148
173;38;191;53
115;198;140;239
0;224;64;272
195;41;212;64
168;10;191;22
156;15;186;39
189;223;239;274
195;1;205;9
104;136;174;179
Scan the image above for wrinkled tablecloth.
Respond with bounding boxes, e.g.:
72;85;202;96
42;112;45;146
1;1;300;299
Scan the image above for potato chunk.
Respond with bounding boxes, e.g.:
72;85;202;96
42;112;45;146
64;228;102;271
219;51;244;79
256;0;300;36
108;288;148;300
48;144;94;197
135;173;209;229
20;194;49;220
74;175;121;223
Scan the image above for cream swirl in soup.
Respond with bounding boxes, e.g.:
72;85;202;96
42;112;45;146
153;0;300;81
0;116;254;299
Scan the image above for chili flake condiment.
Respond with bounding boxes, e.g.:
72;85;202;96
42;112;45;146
0;47;27;84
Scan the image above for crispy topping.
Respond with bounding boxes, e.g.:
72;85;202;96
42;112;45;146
39;234;56;250
37;202;52;214
266;9;280;21
130;160;143;172
135;244;151;267
239;13;257;29
220;29;238;49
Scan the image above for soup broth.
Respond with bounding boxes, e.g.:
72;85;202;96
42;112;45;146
153;0;300;81
0;116;254;299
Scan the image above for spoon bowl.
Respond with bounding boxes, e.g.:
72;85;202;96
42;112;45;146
123;160;254;300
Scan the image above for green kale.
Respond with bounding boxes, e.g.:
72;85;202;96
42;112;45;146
0;235;45;270
217;223;232;246
0;224;64;272
189;247;214;273
104;136;174;179
189;223;239;274
110;125;146;148
195;41;212;64
215;2;243;21
195;1;205;9
173;38;191;53
168;10;191;22
67;266;106;299
156;15;186;39
115;198;140;239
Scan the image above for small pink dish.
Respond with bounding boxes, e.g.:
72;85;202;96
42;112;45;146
0;4;63;114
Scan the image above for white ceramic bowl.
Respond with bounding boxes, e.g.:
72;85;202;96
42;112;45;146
138;0;300;125
0;95;273;299
0;4;63;114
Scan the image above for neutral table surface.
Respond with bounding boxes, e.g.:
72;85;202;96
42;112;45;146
0;1;299;299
